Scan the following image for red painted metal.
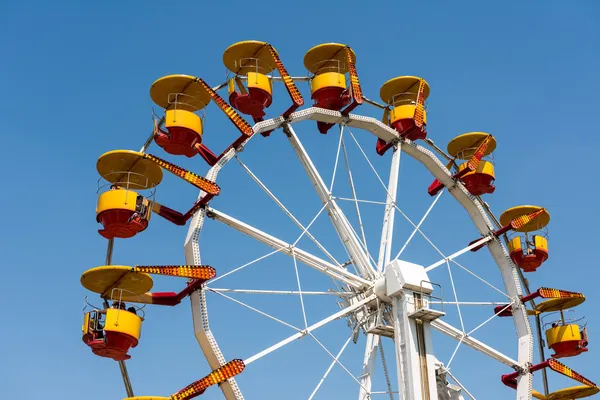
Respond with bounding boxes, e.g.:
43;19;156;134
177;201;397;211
154;126;202;158
461;173;495;196
510;248;549;272
391;118;427;141
83;331;138;361
97;210;147;239
229;88;272;119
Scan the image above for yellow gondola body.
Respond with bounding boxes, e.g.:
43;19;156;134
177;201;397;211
96;187;151;239
95;150;162;239
304;43;355;133
224;41;275;120
546;324;588;359
501;206;550;272
150;75;211;158
380;76;430;141
448;132;497;196
82;307;143;361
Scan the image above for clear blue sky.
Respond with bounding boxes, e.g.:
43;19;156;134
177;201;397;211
1;1;600;399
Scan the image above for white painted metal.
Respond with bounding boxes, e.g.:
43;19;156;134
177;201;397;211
431;319;518;367
244;294;377;365
179;107;532;399
206;207;370;289
284;123;376;280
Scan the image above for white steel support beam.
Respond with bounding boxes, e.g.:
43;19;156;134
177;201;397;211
206;207;370;289
283;123;376;280
358;333;380;400
245;294;378;365
377;144;401;272
184;148;244;400
431;319;518;367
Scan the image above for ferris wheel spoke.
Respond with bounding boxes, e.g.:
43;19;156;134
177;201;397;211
206;288;355;297
207;288;302;332
284;123;376;280
394;189;444;260
423;236;492;273
234;155;341;267
431;319;518;367
449;259;510;299
393;204;446;260
444;370;477;400
292;251;309;328
445;260;466;333
308;326;358;400
206;207;370;289
309;332;370;393
340;132;370;256
377;144;401;272
244;294;377;366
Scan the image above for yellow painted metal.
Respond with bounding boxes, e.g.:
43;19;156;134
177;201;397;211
535;297;586;313
535;235;548;253
499;206;550;232
223;40;277;75
96;188;141;216
150;74;211;111
304;43;356;74
104;308;142;340
247;72;272;95
447;132;497;159
546;324;582;348
82;312;91;335
532;390;546;400
124;397;170;400
508;236;522;254
81;266;154;296
457;160;495;179
310;72;347;93
97;150;163;189
380;76;431;105
546;386;600;399
390;105;427;125
165;109;202;136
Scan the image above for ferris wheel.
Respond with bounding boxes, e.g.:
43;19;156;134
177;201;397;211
80;41;599;400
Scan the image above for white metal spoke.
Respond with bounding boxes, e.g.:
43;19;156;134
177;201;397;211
206;288;355;297
377;145;401;272
244;294;377;365
310;332;369;392
209;248;283;285
445;335;464;369
206;207;370;289
394;204;446;259
347;129;391;194
424;236;492;273
431;319;518;367
329;125;345;192
292;251;308;328
467;303;512;337
394;190;444;259
445;370;477;400
207;288;301;332
308;327;358;400
235;156;341;266
446;260;465;333
341;135;369;252
430;301;508;306
450;259;510;299
335;197;388;205
284;123;375;279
